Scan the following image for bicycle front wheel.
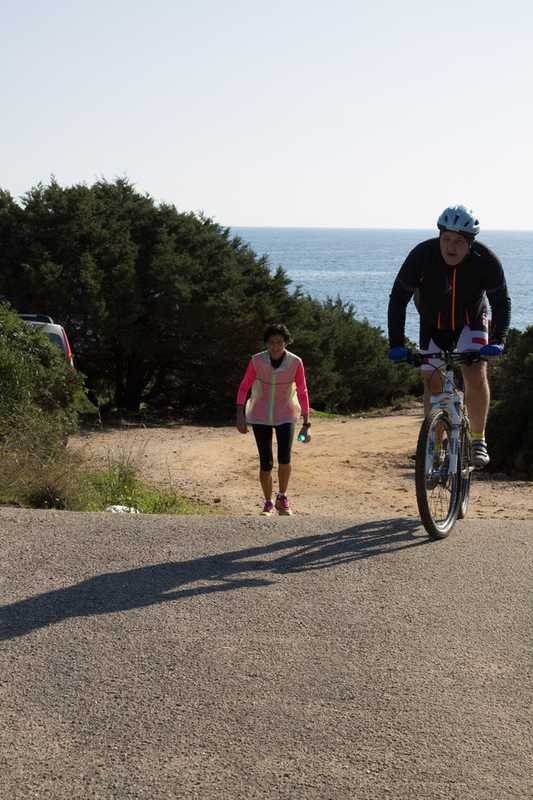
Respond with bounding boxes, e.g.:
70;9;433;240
415;408;461;539
458;418;472;519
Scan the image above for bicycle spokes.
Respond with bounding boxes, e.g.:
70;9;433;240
415;409;461;539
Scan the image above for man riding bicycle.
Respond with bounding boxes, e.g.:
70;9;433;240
387;205;511;466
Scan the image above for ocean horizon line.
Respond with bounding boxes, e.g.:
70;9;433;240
230;225;533;234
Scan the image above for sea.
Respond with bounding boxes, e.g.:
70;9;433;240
230;227;532;344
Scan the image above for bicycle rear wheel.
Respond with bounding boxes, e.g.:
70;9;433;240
458;419;472;519
415;408;461;539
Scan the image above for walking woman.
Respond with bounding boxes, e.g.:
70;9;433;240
236;323;311;516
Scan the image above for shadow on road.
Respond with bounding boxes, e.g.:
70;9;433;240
1;518;426;640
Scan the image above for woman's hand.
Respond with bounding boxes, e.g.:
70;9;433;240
299;426;311;443
236;409;248;434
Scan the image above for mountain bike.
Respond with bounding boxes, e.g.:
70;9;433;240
407;351;483;540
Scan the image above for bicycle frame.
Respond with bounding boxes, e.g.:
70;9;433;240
426;366;464;479
408;350;479;478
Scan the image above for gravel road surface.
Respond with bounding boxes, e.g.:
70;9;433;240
1;508;532;799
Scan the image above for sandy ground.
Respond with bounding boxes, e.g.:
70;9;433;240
70;408;532;520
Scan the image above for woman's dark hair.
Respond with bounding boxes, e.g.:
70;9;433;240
263;323;293;345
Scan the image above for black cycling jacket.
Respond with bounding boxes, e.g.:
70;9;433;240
388;237;511;348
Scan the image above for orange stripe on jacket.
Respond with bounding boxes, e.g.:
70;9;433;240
452;269;456;329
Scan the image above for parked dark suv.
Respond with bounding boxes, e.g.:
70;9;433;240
17;314;74;368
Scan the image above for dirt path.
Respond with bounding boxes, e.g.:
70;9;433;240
70;411;532;519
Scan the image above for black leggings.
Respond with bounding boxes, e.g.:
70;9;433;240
252;423;295;472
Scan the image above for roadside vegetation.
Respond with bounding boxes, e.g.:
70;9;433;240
485;325;533;477
0;307;227;512
0;305;82;508
0;178;530;511
40;444;229;515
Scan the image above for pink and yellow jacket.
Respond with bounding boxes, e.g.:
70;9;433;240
237;350;310;426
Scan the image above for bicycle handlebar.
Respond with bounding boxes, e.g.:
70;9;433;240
406;351;485;368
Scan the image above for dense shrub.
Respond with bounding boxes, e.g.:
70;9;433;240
486;326;533;475
0;305;84;503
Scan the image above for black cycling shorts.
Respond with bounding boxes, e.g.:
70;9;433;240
252;423;295;472
419;312;489;371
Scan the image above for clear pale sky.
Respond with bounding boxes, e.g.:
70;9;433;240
1;0;532;230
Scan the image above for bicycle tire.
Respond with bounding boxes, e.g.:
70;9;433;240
415;408;461;539
458;419;472;520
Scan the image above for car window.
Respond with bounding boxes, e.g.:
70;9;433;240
46;332;67;354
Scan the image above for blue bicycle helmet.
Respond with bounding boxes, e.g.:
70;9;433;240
437;205;480;238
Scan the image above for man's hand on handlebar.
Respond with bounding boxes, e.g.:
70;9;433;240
388;346;410;362
479;343;504;360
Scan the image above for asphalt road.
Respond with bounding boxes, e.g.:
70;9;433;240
1;508;532;800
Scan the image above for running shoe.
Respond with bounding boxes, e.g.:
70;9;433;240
472;439;490;466
275;495;293;516
260;500;275;516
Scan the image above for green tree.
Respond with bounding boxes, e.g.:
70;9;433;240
0;177;420;417
486;326;533;470
0;179;289;412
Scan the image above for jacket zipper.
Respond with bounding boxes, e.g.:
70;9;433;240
452;268;457;329
269;370;277;426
